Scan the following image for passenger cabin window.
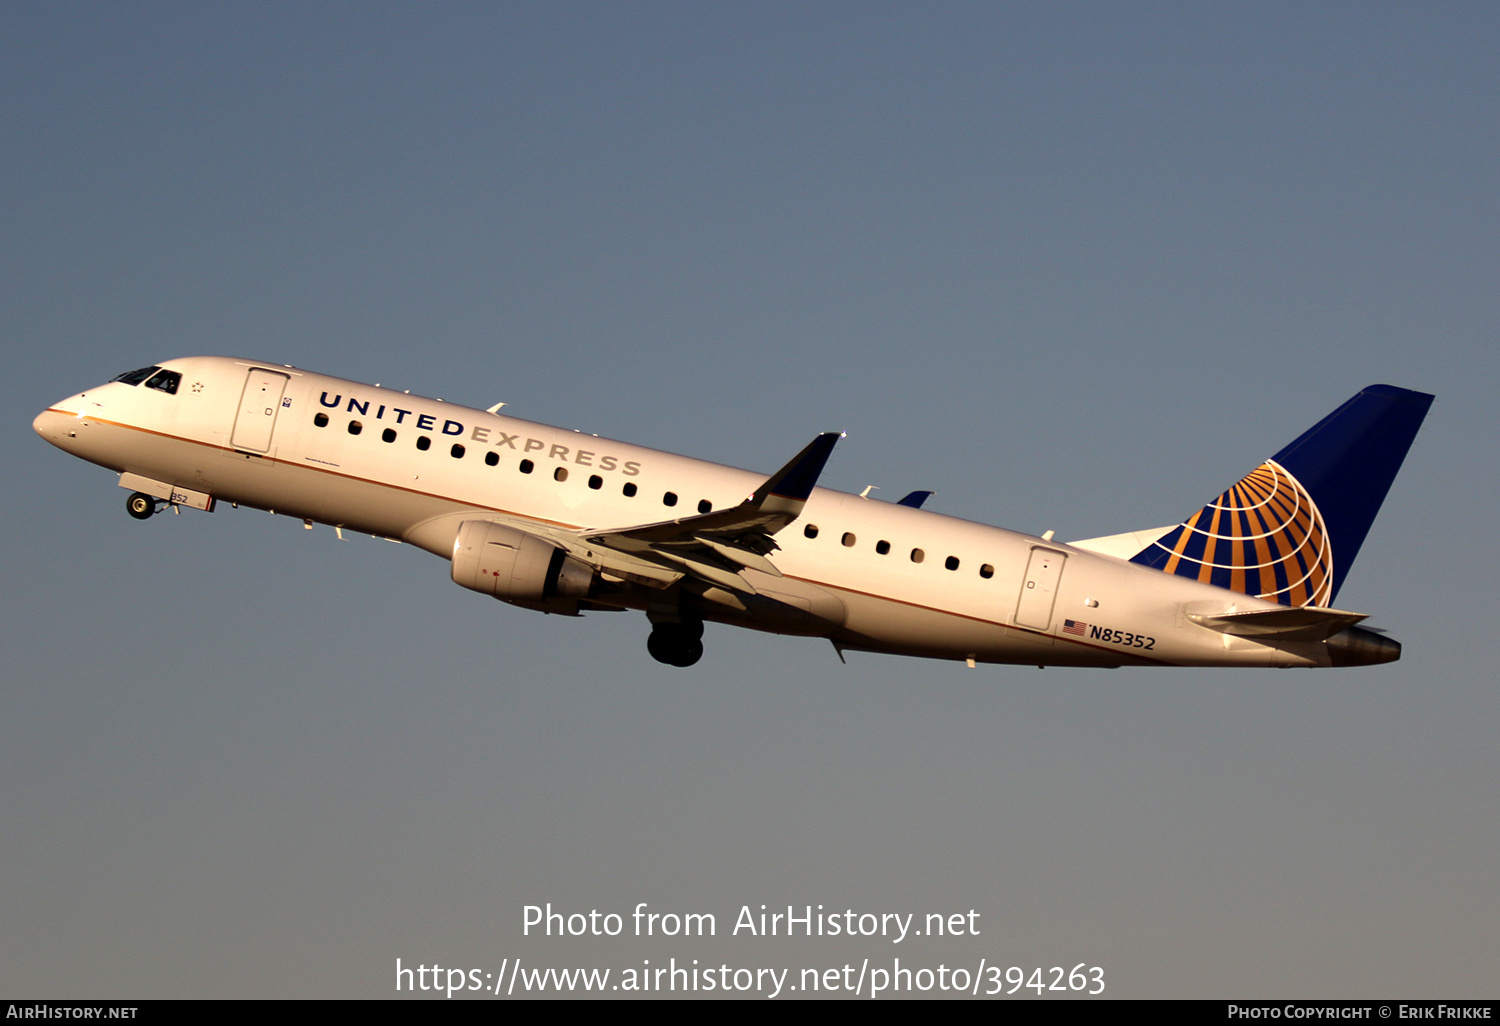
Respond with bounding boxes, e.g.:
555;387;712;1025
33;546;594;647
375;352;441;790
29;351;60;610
663;492;678;507
348;421;362;435
485;452;499;467
314;413;329;428
945;556;960;571
519;459;534;474
554;467;568;482
697;499;712;514
416;436;431;451
144;370;181;394
382;428;397;443
875;540;891;555
589;475;603;490
841;532;857;547
451;444;465;459
623;482;637;497
980;564;995;579
804;524;819;539
910;548;925;563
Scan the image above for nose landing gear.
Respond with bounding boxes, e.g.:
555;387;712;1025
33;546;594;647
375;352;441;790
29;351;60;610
647;618;705;667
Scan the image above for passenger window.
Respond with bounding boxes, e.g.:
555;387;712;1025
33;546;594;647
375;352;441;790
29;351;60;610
842;532;857;547
697;499;711;514
663;492;678;507
945;556;960;571
519;459;534;474
804;524;819;539
451;444;465;459
144;370;181;394
348;421;362;436
314;413;329;428
485;452;499;467
589;475;603;490
979;564;995;579
382;428;396;443
910;548;925;563
416;436;431;451
623;482;637;497
554;467;568;482
876;540;891;555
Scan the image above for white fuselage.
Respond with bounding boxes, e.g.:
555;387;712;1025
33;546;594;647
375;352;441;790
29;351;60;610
35;356;1369;668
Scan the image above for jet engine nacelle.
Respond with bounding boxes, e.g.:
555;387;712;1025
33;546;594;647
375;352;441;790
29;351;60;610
451;520;595;615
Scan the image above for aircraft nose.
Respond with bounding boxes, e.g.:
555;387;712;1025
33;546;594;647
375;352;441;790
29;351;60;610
33;407;60;441
34;401;83;448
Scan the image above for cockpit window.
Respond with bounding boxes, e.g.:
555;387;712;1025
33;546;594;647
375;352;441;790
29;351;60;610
144;370;181;394
113;366;160;386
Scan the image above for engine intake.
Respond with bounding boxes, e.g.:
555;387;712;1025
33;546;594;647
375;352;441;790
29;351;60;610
451;520;595;615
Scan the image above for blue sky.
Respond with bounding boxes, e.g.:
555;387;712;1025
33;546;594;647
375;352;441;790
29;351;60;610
4;2;1497;997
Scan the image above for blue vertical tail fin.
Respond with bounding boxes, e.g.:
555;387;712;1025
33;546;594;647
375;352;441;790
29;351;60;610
1129;384;1433;606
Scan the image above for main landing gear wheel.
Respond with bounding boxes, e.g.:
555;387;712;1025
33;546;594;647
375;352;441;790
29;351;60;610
647;622;704;667
125;492;158;520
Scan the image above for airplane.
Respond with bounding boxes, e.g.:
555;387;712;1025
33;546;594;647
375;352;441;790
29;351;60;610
33;358;1432;669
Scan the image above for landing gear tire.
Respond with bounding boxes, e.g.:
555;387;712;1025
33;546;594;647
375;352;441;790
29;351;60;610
676;637;704;667
647;624;704;667
126;492;157;520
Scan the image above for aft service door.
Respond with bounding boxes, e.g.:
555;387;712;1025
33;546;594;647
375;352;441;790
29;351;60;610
1015;548;1066;630
231;368;289;452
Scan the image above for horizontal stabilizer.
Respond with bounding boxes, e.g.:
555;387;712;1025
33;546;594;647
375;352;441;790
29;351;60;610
1188;606;1368;641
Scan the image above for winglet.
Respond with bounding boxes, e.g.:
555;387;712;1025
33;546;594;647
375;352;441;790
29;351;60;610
580;433;842;580
897;490;934;509
751;432;841;511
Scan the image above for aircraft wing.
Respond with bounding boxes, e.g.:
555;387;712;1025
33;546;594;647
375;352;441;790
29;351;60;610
577;432;842;595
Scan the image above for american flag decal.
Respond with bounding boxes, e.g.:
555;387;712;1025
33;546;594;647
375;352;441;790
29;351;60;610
1063;619;1088;637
